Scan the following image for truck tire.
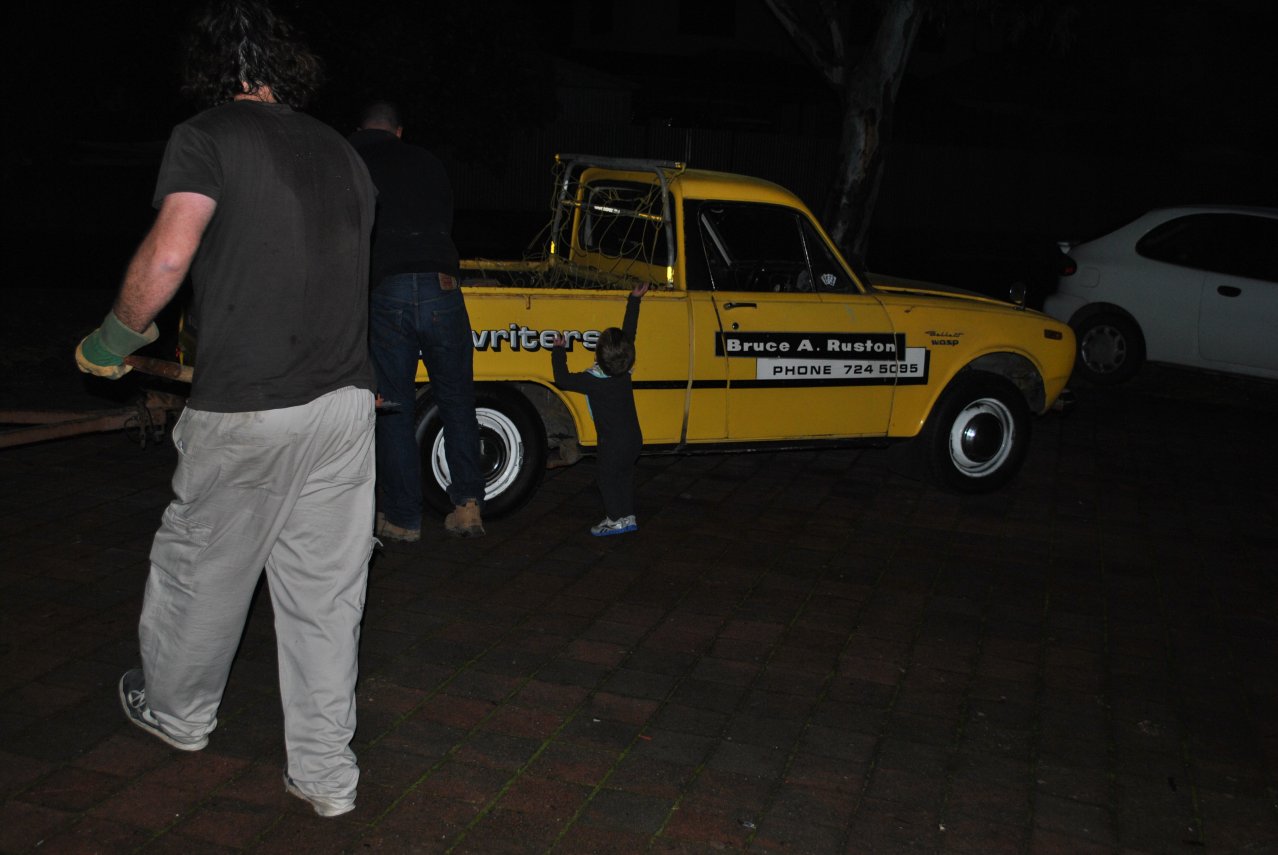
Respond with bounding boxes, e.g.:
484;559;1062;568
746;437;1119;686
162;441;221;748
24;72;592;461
918;371;1030;493
415;386;546;520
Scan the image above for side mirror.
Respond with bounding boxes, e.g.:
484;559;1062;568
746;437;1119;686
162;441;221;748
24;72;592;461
1007;281;1028;310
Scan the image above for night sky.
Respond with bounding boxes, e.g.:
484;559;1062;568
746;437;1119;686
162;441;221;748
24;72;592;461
3;0;1275;289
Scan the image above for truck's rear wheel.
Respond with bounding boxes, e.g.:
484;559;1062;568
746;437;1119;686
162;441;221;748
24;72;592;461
918;371;1030;493
415;387;546;519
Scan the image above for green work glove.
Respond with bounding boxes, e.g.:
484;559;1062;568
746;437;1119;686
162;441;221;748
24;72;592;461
75;311;159;380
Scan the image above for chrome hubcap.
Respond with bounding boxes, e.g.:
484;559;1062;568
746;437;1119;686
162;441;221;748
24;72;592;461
948;397;1014;477
1080;324;1127;374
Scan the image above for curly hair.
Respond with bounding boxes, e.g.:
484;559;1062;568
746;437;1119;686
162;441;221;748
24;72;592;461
181;0;323;109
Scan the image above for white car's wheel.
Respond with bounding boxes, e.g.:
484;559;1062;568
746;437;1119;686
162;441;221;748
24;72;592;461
1073;312;1145;385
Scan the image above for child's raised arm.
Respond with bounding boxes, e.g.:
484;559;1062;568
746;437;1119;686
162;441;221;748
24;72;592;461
623;285;647;338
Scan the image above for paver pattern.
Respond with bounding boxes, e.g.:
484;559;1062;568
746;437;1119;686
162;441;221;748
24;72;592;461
2;366;1276;853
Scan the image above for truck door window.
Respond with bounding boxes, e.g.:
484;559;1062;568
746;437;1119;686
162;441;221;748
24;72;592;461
696;203;812;293
681;200;714;291
799;218;856;292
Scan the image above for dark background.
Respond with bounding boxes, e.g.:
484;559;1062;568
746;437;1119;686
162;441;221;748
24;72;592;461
1;0;1274;318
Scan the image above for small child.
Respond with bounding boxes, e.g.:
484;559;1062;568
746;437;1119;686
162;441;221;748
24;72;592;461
551;282;648;536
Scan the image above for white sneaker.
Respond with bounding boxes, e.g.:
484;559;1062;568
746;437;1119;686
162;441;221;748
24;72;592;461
118;669;209;751
284;773;356;818
590;515;638;536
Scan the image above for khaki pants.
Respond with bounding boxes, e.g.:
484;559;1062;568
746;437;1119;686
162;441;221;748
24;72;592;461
138;386;375;801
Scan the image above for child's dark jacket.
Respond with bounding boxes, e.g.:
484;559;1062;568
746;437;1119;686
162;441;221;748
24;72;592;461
551;293;643;454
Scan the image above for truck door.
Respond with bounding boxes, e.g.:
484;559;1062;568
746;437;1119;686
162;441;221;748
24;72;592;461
692;201;897;441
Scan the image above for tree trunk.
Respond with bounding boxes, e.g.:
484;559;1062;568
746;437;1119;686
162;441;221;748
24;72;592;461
824;0;922;261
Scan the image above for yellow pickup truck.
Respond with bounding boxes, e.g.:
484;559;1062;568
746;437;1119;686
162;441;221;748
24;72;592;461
414;154;1075;517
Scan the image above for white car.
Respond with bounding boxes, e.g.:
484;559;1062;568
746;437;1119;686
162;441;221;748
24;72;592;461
1045;205;1278;383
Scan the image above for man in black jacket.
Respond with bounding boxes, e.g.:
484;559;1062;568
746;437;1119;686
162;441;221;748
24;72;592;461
350;102;485;541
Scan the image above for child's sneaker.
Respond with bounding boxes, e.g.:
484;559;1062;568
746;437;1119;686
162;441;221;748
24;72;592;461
590;515;637;536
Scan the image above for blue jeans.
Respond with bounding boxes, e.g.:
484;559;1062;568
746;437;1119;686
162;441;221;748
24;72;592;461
370;273;483;528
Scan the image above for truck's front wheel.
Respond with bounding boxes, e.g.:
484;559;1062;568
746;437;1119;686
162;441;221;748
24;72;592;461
415;387;546;520
917;371;1030;493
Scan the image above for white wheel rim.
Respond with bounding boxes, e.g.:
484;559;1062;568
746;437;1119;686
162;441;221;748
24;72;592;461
947;397;1015;478
430;406;525;500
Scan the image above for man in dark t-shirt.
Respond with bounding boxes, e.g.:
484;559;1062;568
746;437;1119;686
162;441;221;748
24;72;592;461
158;101;376;411
75;1;375;819
350;101;485;540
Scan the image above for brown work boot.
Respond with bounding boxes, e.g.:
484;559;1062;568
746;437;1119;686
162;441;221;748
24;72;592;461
444;500;485;538
547;438;581;470
375;512;420;543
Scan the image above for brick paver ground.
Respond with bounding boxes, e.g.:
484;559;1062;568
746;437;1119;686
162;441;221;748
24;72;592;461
2;365;1276;853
